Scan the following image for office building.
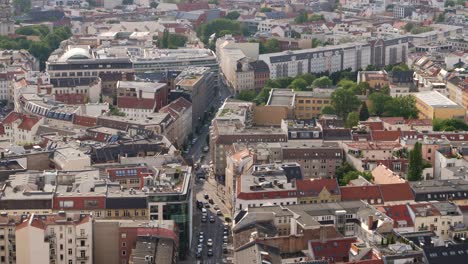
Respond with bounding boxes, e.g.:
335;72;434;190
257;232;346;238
414;91;466;120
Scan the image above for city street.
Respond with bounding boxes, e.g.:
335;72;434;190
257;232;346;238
183;78;233;264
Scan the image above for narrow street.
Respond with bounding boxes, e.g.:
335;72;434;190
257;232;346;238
181;77;233;264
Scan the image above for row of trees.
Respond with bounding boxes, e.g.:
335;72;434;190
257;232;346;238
0;26;72;70
157;30;188;49
433;118;468;131
295;11;325;24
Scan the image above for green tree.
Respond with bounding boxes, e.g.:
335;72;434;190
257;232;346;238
254;87;272;105
16;25;50;36
407;142;423;181
342;171;373;186
433;118;468;131
260;7;273;12
289;78;308;91
311;38;322;48
28;42;51;66
457;0;465;5
295;10;308;24
445;0;455;7
356;82;371;95
359;102;369;121
331;88;360;118
237;90;256;101
369;92;391;116
299;73;316;85
385;95;418;119
312;76;332;87
225;11;241;20
391;63;409;72
345;112;359;128
436;13;446;22
321;106;336;115
150;1;158;8
208;0;218;4
197;19;243;44
338;79;357;91
308;14;324;21
259;39;281;54
122;0;133;4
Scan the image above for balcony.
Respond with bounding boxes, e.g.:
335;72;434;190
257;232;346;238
76;256;89;261
76;234;88;239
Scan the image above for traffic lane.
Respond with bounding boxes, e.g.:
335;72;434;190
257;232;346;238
202;180;230;217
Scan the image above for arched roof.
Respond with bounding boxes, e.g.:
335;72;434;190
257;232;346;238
58;48;91;62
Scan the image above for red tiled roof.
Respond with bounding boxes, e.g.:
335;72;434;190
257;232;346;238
2;112;41;131
160;97;191;116
380;117;404;125
117;97;156;110
360;121;384;131
379;183;414;202
309;237;356;262
371;130;401;141
340;185;383;204
177;2;209;11
378;204;414;228
296;178;340;197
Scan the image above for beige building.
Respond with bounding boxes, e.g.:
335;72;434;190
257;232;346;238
216;36;259;92
175;67;216;130
16;212;93;264
294;89;333;119
52;148;91;171
159;97;192;147
414;91;466;120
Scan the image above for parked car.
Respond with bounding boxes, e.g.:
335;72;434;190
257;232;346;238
201;216;207;223
217;210;223;216
209;216;215;223
204;203;210;208
204;194;209;199
223;236;228;243
207;238;213;247
213;204;219;210
207;248;213;257
208;198;214;204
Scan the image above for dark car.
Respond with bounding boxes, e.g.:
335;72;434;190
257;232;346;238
204;193;209;199
208;198;214;204
209;216;215;223
207;248;213;257
196;251;202;258
204;202;210;208
197;200;203;209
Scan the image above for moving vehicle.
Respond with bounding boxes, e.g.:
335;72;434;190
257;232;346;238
207;249;213;257
207;238;213;247
210;216;215;223
201;216;207;223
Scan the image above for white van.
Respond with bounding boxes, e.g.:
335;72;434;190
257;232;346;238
201;208;207;215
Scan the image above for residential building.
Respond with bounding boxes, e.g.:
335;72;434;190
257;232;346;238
357;71;389;90
235;163;302;211
410;179;468;205
52;148;91;171
174;67;217;130
413;91;466;120
159;97;192;147
407;202;463;240
371;164;406;185
94;219;178;264
16;212;93;264
116;81;169;118
2;112;43;144
0;0;13;36
423;243;468;264
294;89;333;119
393;4;415;18
296;178;341;204
259;42;372;79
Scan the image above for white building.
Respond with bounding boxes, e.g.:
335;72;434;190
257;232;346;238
16;212;93;264
52;147;91;171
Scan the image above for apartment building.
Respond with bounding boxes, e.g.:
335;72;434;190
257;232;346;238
357;70;389;90
116;81;169;118
393;4;415;18
159;97;192;147
2;112;43;144
174;67;217;130
294;89;333;119
16;212;93;264
414;91;466;120
259;42;371;79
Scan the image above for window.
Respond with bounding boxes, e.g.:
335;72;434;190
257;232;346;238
122;242;126;247
68;260;72;264
68;227;72;234
122;250;126;256
68;248;72;255
68;239;72;244
60;244;64;250
107;210;112;217
121;233;127;239
80;240;85;247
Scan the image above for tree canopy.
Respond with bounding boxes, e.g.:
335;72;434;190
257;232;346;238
13;0;31;14
197;19;245;44
289;78;308;91
312;76;332;87
259;39;281;54
368;92;418;119
321;106;336;115
158;30;187;49
237;90;256;102
433;118;468;131
225;11;241;20
359;102;369;121
331;88;360;118
407;142;423;181
345;112;359;128
335;162;372;186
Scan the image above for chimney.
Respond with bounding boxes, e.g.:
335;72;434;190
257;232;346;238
368;215;374;229
319;226;327;243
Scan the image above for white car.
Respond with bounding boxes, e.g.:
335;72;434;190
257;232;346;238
207;238;213;247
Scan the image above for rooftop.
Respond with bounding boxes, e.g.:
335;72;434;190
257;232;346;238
267;89;295;107
413;91;460;108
